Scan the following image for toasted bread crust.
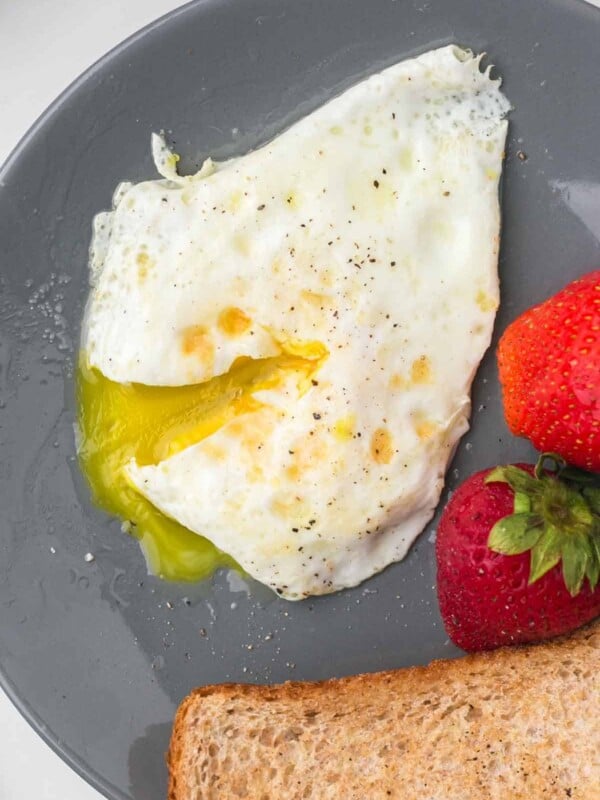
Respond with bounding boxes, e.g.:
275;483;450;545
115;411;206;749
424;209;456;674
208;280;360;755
168;622;600;799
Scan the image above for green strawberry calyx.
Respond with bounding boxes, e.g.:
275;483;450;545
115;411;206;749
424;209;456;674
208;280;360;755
485;453;600;596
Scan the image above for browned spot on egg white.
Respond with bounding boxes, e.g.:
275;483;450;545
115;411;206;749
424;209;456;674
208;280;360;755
300;290;330;308
227;408;278;453
217;306;252;337
271;494;307;520
181;325;215;369
389;373;407;391
247;464;264;483
286;437;327;480
414;419;437;441
411;355;433;384
136;250;151;281
475;290;498;313
203;442;227;461
370;427;394;464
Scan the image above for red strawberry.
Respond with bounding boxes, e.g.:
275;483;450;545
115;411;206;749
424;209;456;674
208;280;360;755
436;455;600;652
497;270;600;472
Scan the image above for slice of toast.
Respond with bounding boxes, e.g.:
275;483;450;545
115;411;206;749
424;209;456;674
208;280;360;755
168;622;600;799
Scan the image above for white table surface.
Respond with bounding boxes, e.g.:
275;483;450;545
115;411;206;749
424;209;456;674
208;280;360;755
1;1;599;798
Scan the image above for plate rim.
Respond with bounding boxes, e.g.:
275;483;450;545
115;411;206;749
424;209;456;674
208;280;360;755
1;1;599;798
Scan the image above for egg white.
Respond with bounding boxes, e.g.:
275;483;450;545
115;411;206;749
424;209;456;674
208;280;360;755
83;45;509;599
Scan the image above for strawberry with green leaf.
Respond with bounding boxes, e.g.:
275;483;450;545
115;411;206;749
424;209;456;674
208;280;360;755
436;454;600;652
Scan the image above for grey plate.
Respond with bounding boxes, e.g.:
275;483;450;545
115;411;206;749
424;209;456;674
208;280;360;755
1;0;599;797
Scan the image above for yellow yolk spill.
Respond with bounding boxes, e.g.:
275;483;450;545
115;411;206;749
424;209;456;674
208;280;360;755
76;341;327;582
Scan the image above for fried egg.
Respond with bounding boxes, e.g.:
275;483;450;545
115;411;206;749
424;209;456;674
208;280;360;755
80;45;509;599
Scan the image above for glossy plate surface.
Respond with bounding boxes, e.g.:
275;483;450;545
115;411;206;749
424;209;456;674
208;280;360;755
0;0;599;797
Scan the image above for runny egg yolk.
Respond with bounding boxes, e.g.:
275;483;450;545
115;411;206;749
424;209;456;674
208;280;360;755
76;342;327;581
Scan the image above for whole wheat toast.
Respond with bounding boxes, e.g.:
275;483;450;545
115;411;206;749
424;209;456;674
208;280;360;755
168;622;600;799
